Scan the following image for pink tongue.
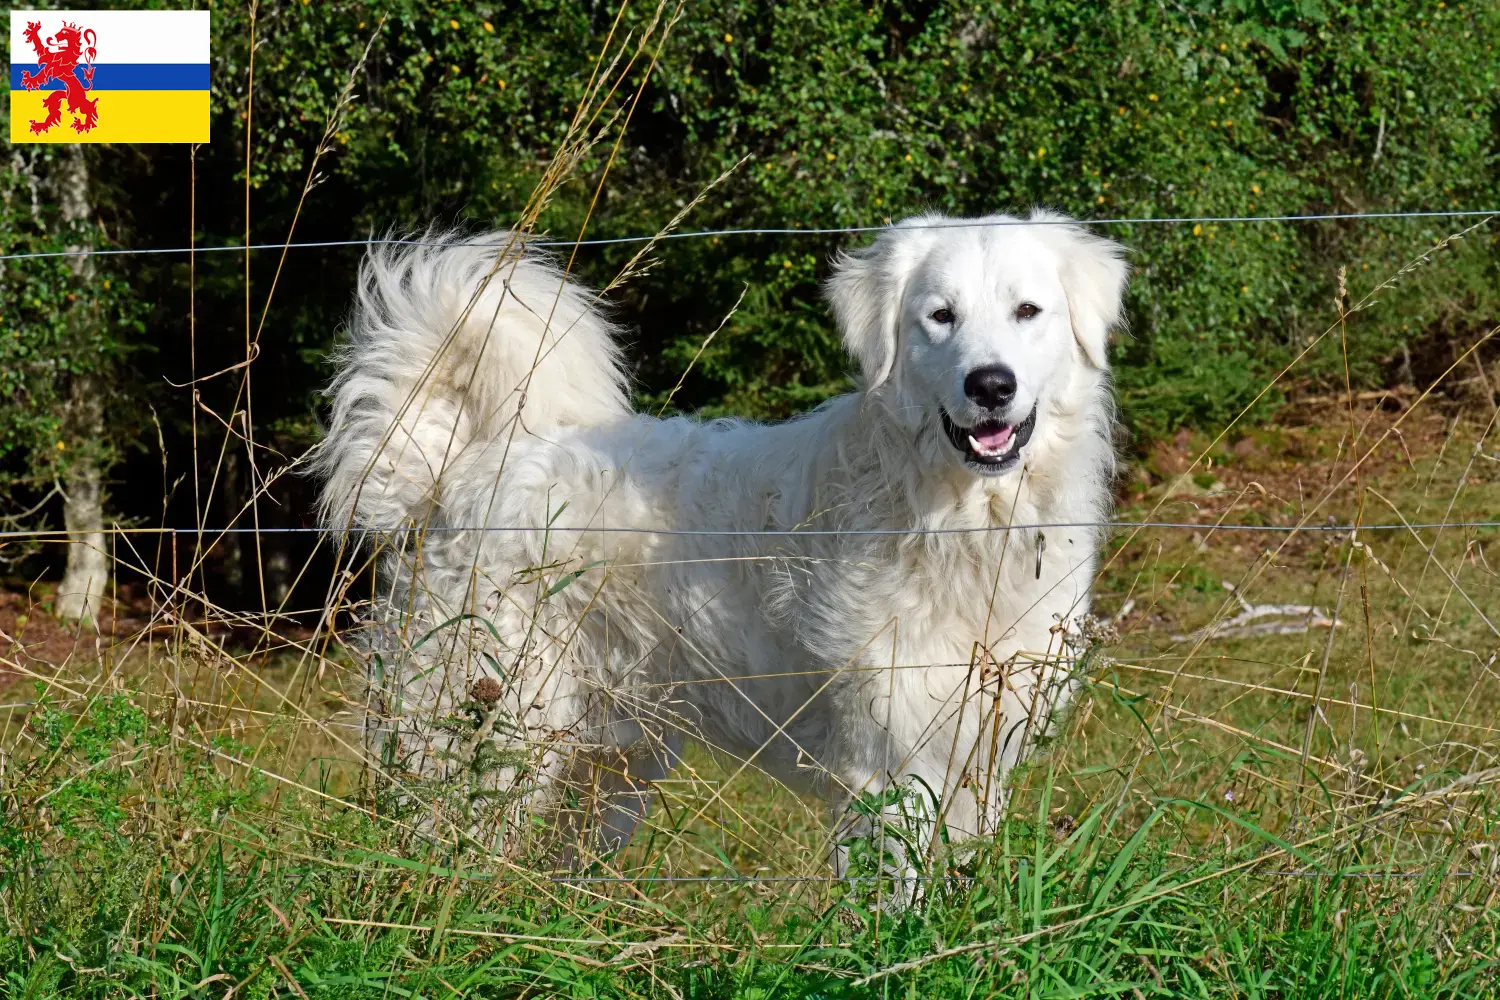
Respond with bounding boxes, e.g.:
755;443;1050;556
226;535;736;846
973;424;1013;450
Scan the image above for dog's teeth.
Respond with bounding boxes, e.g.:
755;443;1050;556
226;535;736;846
967;430;1021;459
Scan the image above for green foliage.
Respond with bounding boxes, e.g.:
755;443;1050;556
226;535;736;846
0;690;149;865
198;0;1500;441
0;235;77;486
629;0;1500;430
0;152;146;508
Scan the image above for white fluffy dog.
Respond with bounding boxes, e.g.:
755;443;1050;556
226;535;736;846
318;211;1127;865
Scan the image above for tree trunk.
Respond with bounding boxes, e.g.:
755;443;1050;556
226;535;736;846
55;378;108;623
53;147;109;627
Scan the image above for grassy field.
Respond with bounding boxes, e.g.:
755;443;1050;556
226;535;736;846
1;384;1497;998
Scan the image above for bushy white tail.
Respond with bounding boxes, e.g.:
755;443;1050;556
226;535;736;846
317;233;630;534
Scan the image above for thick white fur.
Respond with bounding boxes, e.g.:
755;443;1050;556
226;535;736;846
319;212;1128;862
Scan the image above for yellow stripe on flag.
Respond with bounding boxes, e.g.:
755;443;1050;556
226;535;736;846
10;89;208;143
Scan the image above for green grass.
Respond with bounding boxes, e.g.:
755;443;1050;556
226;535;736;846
2;405;1498;998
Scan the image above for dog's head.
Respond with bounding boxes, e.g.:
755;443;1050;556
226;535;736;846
826;210;1128;477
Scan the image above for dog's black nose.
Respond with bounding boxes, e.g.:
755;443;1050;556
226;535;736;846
963;365;1017;410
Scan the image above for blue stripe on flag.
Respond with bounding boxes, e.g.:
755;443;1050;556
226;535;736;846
9;63;209;91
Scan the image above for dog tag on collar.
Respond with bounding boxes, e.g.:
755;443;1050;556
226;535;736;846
1035;532;1046;579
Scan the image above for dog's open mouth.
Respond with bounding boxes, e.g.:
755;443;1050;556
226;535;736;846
940;405;1038;474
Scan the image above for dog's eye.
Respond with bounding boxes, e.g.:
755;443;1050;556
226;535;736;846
930;308;956;325
1015;302;1041;320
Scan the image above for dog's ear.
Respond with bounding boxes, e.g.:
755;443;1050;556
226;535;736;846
1033;210;1129;369
825;235;906;389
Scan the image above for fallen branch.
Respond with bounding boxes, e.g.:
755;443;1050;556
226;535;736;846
1172;581;1340;643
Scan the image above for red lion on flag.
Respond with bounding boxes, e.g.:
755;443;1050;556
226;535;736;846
20;20;100;135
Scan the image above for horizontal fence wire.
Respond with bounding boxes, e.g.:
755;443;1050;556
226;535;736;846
0;867;1485;883
0;208;1496;262
3;521;1497;540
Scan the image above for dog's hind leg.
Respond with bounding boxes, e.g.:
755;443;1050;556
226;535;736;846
590;730;684;854
556;708;683;861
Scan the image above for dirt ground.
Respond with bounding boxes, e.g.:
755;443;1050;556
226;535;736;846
0;578;318;702
0;585;147;701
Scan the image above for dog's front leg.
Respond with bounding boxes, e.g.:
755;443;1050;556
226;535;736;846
829;767;941;909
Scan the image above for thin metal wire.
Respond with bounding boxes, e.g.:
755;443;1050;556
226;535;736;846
491;870;1490;883
0;867;1482;882
3;520;1496;540
0;208;1495;262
